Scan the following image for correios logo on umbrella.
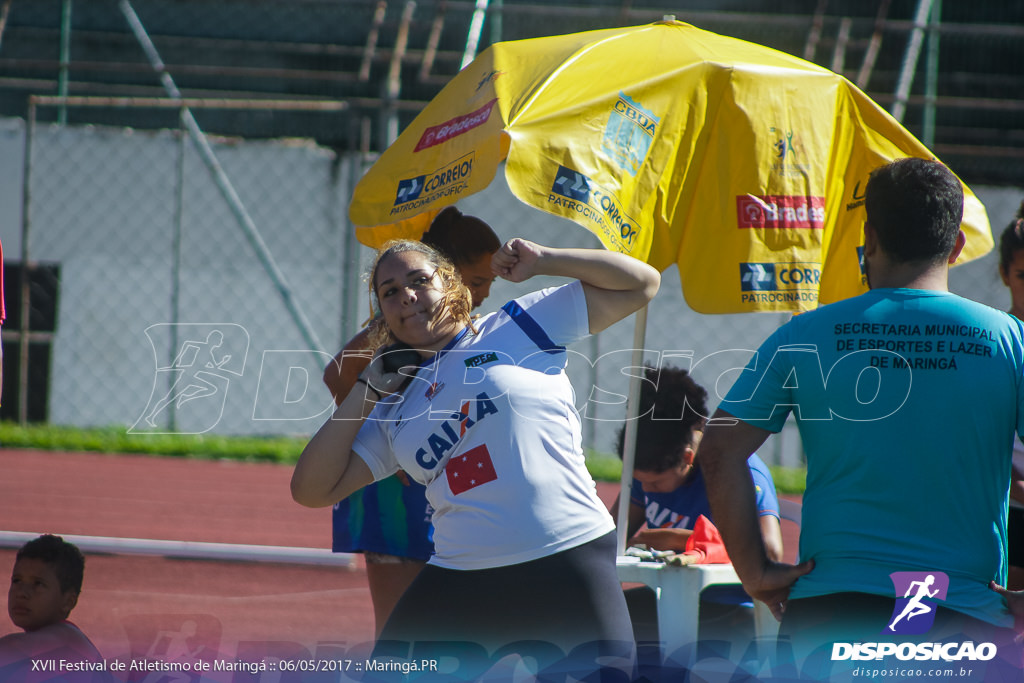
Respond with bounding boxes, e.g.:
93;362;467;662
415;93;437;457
739;262;821;305
392;153;475;215
548;165;640;250
739;263;776;291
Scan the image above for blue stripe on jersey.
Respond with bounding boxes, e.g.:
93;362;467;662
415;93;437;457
501;300;566;354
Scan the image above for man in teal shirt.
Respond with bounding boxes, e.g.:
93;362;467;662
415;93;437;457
700;158;1024;675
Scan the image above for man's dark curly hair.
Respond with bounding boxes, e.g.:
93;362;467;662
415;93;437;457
16;534;85;595
865;157;963;265
616;364;709;473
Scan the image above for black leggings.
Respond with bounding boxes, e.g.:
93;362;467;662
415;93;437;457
374;531;635;668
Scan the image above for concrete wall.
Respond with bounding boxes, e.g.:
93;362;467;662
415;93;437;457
1;116;1021;463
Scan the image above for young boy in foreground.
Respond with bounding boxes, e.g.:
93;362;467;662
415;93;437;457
0;534;108;680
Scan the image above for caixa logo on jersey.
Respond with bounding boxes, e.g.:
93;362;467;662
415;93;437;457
739;262;821;291
414;392;499;469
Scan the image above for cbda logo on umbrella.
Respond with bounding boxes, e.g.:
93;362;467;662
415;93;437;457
603;92;659;176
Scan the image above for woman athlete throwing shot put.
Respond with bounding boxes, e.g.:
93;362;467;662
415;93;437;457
291;236;659;675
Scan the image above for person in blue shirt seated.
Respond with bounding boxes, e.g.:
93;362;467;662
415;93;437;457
611;364;783;651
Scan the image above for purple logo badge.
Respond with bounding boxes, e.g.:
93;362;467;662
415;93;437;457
886;571;949;635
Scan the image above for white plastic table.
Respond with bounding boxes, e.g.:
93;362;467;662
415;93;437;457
616;555;778;664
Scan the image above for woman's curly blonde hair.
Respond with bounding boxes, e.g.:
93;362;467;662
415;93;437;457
365;239;476;350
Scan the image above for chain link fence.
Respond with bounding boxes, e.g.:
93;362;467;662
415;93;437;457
3;99;1021;466
3;99;370;433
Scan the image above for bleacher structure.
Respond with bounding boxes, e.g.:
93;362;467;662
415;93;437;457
0;0;1022;186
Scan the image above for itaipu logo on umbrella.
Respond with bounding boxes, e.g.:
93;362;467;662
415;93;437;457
885;571;949;635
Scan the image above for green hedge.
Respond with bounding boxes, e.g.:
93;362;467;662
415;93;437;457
0;422;806;492
0;422;304;464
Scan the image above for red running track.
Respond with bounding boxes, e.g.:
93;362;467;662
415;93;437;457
0;448;801;679
0;448;376;668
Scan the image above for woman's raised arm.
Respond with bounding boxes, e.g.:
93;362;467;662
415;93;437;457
491;238;660;334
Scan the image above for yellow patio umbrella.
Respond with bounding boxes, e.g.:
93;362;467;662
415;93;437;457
349;18;992;314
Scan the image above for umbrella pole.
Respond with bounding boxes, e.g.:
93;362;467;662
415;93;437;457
615;305;648;554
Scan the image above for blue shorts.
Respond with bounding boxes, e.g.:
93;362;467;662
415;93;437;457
331;475;434;561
